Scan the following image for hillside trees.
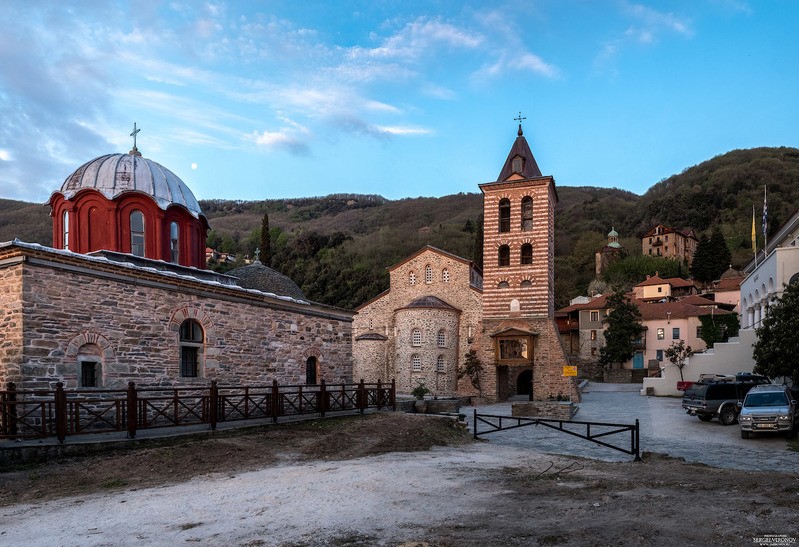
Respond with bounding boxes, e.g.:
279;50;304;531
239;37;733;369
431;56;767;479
691;228;732;284
602;255;687;292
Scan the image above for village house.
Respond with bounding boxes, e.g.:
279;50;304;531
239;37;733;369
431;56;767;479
641;224;698;263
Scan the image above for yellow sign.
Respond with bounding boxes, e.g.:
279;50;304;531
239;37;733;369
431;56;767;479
563;365;577;377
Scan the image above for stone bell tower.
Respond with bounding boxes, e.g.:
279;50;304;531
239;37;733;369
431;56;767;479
477;119;579;402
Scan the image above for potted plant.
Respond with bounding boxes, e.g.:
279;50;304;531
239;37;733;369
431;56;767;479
412;381;431;413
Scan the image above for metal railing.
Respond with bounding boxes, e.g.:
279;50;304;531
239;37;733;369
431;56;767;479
0;379;396;444
473;411;641;461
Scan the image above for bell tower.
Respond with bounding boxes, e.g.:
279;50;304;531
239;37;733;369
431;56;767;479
477;117;579;402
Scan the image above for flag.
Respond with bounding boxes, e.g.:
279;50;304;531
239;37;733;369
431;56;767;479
752;204;756;253
762;186;768;238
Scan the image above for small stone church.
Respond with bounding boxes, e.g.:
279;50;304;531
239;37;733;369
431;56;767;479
0;137;353;391
353;124;580;402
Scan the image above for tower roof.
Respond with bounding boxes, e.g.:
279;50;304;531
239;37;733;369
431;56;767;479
54;153;204;218
227;260;307;301
496;124;542;181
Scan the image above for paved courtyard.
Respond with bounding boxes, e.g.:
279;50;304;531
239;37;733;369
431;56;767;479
467;383;799;472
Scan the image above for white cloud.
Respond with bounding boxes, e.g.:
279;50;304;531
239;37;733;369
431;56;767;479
350;17;482;61
375;126;433;136
0;150;11;161
474;52;560;80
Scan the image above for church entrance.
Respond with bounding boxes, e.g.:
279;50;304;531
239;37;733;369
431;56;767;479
516;369;533;397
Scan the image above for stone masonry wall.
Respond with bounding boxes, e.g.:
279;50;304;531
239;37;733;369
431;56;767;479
0;263;24;386
395;307;459;396
353;247;482;397
16;262;352;390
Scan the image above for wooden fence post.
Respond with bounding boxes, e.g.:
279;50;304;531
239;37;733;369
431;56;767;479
209;380;218;431
358;379;366;414
319;379;327;417
127;382;138;439
391;379;396;411
376;379;382;410
54;382;67;443
2;382;18;436
271;379;279;423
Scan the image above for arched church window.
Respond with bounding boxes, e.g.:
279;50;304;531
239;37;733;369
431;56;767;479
130;210;145;257
436;355;445;372
179;319;203;378
425;264;433;284
521;197;533;231
62;211;70;250
498;281;510;289
170;221;180;263
412;328;422;347
437;329;446;348
521;243;533;264
498;245;510;267
77;343;102;387
412;354;422;372
409;271;417;285
306;356;317;385
499;199;511;233
442;268;450;283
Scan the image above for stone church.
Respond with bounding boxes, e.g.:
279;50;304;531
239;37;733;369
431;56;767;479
353;125;580;402
0;137;353;391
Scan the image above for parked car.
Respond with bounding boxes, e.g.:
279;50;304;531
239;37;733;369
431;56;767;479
682;374;770;425
738;384;798;439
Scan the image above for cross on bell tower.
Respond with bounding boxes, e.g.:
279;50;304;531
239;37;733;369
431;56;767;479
129;123;142;156
514;112;526;136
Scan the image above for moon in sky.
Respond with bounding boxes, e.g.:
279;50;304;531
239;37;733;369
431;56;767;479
191;163;198;170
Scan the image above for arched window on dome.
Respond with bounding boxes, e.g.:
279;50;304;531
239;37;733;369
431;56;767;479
521;197;533;231
499;199;511;233
179;319;203;378
521;243;533;264
130;210;145;257
62;211;70;250
169;221;180;263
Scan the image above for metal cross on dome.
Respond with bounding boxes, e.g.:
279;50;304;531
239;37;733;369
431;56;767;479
130;123;141;150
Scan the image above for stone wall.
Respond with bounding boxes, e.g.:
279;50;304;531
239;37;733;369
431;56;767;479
352;247;483;397
395;306;458;395
8;258;352;390
0;262;23;386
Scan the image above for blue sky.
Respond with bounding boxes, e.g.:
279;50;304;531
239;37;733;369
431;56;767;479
1;0;797;204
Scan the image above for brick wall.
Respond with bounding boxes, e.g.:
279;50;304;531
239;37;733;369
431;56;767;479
11;260;352;390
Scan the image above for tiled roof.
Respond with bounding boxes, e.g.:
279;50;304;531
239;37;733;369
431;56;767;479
496;126;542;181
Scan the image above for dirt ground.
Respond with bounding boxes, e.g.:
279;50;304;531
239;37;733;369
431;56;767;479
1;412;798;546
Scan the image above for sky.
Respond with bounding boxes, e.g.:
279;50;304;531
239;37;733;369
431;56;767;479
1;0;797;204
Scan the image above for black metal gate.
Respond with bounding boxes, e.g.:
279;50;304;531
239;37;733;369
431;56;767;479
473;411;641;461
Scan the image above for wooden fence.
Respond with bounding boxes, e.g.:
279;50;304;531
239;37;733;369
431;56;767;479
0;379;395;444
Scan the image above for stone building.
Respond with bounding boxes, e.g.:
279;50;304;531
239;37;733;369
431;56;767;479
0;138;353;391
641;224;698;263
353;124;580;402
352;246;482;397
595;227;625;276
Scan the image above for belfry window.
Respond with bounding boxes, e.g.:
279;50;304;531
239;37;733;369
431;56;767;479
179;319;203;378
498;245;510;267
521;197;533;231
169;221;179;263
499;199;511;232
521;243;533;264
512;156;523;174
62;211;70;250
130;210;145;257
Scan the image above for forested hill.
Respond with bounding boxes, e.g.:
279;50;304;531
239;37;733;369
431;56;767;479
2;147;798;308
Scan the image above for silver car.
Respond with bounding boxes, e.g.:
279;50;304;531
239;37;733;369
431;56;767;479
738;384;798;439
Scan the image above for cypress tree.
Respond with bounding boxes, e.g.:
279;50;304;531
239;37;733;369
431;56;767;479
260;212;272;265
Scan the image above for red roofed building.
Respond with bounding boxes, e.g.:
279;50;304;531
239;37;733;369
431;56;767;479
641;224;698;264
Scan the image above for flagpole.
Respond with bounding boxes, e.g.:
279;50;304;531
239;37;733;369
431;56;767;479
762;185;768;258
752;203;757;267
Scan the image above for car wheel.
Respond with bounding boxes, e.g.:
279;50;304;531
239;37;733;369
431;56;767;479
740;430;750;439
719;406;737;426
697;414;713;422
